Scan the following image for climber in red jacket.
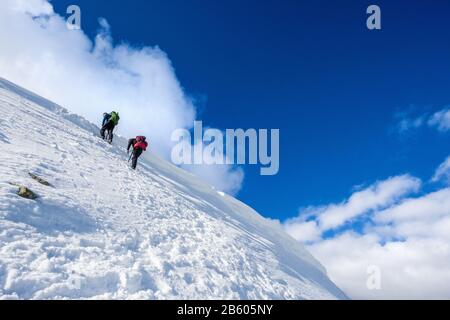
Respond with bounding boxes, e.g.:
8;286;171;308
127;136;148;170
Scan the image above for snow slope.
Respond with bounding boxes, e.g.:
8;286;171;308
0;77;346;300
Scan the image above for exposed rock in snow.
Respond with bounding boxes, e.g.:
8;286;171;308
17;186;38;200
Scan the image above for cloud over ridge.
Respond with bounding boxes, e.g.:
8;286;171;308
0;0;243;194
284;156;450;299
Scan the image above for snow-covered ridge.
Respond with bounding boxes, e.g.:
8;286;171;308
0;77;347;299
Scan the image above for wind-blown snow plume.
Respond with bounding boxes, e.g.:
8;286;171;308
0;0;243;194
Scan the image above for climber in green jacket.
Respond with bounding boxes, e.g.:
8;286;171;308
100;111;120;143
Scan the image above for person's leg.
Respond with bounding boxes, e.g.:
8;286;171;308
100;126;106;139
108;124;115;143
131;149;143;170
131;154;138;169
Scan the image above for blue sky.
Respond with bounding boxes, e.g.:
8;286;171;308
51;0;450;222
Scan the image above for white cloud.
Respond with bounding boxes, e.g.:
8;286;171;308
284;175;421;243
309;232;450;299
0;0;243;194
396;107;450;134
182;163;244;196
375;188;450;226
432;156;450;184
428;107;450;132
284;157;450;299
283;220;322;243
11;0;52;16
318;175;421;230
398;116;425;133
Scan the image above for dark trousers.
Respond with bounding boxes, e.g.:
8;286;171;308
100;122;116;142
131;148;143;170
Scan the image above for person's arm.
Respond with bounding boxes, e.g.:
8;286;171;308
127;139;134;152
103;114;111;126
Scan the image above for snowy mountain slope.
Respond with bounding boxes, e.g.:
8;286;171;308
0;77;347;299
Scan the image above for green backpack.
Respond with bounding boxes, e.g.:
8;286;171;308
110;111;120;125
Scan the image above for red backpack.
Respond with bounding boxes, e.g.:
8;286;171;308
134;136;148;151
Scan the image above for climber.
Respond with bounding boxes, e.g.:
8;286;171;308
127;136;148;170
102;112;111;126
100;111;120;143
